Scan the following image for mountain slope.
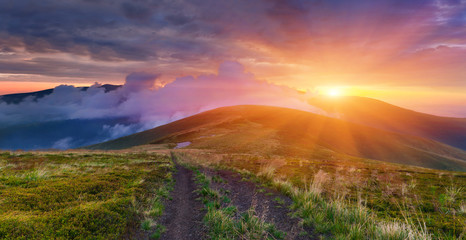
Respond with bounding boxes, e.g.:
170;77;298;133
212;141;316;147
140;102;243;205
0;118;136;150
309;96;466;150
0;84;121;104
88;105;466;171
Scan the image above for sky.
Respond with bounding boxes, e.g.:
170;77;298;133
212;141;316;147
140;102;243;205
0;0;465;117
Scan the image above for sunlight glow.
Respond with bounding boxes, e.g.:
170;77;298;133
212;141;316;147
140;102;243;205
327;88;342;97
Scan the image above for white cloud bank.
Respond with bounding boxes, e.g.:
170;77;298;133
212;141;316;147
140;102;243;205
0;61;322;149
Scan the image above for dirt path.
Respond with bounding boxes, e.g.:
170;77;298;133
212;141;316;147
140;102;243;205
159;162;205;240
204;169;316;240
158;153;314;239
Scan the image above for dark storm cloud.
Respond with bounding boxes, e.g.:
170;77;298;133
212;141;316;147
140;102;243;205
165;15;192;26
0;58;127;78
120;1;154;20
0;0;153;61
0;0;464;85
0;0;462;53
0;0;250;66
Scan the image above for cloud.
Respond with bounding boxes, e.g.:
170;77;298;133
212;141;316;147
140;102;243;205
120;2;154;20
102;123;140;140
116;61;319;126
0;0;465;87
0;57;128;78
0;61;321;150
123;72;158;93
52;137;74;150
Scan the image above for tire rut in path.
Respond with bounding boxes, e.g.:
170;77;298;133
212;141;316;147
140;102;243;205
159;163;204;240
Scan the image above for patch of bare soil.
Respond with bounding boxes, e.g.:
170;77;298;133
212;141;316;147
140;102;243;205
204;169;316;240
159;164;205;240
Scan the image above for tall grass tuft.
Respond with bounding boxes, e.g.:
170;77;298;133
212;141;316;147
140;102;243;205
264;172;433;239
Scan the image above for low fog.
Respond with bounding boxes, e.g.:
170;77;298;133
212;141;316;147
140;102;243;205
0;62;320;150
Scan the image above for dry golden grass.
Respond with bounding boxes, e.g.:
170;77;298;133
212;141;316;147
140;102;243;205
173;150;465;239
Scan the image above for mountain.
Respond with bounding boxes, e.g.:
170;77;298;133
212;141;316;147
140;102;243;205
308;96;466;150
0;84;121;104
88;105;466;171
0;118;136;150
0;84;126;150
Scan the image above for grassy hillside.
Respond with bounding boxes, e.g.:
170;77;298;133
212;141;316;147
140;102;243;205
0;151;173;239
0;148;463;239
309;96;466;150
89;105;466;171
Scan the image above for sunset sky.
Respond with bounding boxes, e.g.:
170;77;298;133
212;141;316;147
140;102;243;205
0;0;465;116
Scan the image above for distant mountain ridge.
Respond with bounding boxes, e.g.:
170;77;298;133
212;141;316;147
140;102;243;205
0;84;121;104
0;84;125;150
309;96;466;150
2;84;466;166
88;105;466;171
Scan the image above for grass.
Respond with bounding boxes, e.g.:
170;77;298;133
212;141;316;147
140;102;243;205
273;197;285;206
174;151;465;239
286;182;432;239
0;151;174;239
1;148;463;239
150;225;166;239
190;166;285;240
92;105;466;172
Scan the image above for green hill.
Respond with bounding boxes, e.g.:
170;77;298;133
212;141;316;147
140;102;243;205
88;105;466;171
309;96;466;150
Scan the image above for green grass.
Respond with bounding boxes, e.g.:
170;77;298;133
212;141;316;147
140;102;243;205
175;151;465;239
273;197;285;206
142;219;152;231
0;151;174;239
150;224;166;239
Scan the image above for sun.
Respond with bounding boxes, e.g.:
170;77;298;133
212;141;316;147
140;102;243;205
327;88;342;97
